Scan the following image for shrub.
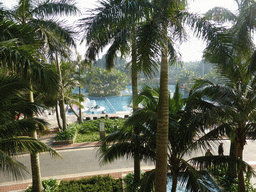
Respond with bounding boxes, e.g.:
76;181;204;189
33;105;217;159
208;166;256;192
25;178;58;192
57;175;123;192
78;119;125;134
123;172;136;192
123;172;150;192
54;125;77;141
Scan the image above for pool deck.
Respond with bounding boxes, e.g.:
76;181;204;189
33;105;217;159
43;111;132;129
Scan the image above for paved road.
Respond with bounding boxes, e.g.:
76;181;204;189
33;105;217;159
1;113;256;187
2;139;256;185
0;147;154;185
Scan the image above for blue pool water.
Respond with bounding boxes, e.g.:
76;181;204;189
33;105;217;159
72;85;177;115
86;96;132;114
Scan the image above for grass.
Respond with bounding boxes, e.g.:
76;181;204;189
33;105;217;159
75;132;109;143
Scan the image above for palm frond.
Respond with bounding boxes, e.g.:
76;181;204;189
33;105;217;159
105;28;130;70
136;18;161;78
177;159;213;192
30;18;76;49
204;7;237;24
138;169;155;192
0;150;29;180
31;0;79;18
98;142;136;164
247;50;256;75
0;136;60;157
0;118;47;139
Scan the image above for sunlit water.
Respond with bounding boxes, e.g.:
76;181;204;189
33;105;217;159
86;96;132;114
71;85;177;115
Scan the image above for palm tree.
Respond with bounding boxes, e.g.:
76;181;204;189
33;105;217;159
0;74;59;181
190;58;256;191
82;0;246;189
99;84;230;191
135;1;189;190
189;1;256;191
5;0;79;132
72;54;92;124
1;1;78;191
80;0;155;182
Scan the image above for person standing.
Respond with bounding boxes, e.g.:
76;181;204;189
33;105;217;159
205;149;213;168
205;149;213;156
218;142;224;156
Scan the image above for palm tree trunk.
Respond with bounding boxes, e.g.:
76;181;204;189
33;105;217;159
28;84;43;192
156;22;169;192
227;141;237;179
131;35;140;183
171;173;178;192
238;168;245;192
78;85;82;124
56;53;67;130
29;130;43;192
238;136;246;192
55;103;62;129
69;104;79;121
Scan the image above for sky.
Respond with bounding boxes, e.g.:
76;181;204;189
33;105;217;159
0;0;248;62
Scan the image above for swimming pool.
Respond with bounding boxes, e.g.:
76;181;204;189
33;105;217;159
84;96;132;114
72;85;177;115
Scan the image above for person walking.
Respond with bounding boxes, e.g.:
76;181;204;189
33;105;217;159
218;142;224;156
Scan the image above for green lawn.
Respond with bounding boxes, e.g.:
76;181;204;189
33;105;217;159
75;132;109;143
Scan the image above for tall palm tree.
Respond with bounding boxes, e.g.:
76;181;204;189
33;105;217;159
80;0;155;182
72;54;92;124
82;0;241;189
190;58;256;191
99;84;229;191
0;74;59;181
135;1;189;190
5;0;79;132
1;1;78;191
190;1;256;191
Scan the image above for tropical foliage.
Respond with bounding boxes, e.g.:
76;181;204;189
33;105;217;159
85;67;128;97
0;75;59;180
79;0;156;182
189;0;256;191
1;0;78;191
57;175;123;192
98;85;229;191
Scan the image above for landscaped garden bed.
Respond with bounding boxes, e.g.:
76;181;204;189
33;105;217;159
26;176;123;192
58;175;123;192
52;125;77;145
53;118;125;144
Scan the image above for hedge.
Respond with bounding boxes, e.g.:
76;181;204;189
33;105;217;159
57;175;123;192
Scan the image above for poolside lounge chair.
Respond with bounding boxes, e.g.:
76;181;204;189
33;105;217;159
84;117;91;121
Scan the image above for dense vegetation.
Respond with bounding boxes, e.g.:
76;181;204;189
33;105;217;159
85;67;128;97
1;0;256;191
54;119;125;142
58;175;123;192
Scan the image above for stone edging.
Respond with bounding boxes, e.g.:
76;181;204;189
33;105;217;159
52;132;77;145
